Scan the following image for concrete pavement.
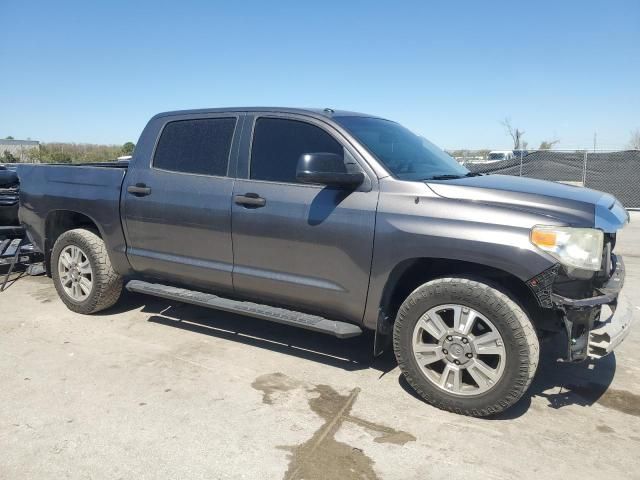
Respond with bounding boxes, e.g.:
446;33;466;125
1;213;639;480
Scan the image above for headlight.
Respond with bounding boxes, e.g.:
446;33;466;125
530;226;604;271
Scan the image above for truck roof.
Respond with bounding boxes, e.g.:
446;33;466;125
151;107;382;121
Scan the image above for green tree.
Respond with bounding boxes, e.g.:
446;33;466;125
4;136;15;140
2;150;19;163
121;142;135;155
49;151;73;164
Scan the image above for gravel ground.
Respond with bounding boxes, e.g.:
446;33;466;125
0;213;638;480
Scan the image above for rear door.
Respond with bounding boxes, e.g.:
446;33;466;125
231;114;378;323
122;113;243;293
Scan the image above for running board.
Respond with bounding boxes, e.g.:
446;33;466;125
126;280;363;339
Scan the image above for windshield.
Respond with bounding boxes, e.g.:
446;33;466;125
488;153;506;160
335;116;468;180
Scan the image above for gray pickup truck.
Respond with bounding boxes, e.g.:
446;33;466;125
18;108;631;416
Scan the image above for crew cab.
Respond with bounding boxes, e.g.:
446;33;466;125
18;108;631;416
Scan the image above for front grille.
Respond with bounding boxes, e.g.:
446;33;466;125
596;234;616;284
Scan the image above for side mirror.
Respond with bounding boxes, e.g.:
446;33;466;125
296;153;364;187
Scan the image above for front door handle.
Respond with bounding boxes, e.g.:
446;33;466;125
127;184;152;196
234;193;266;208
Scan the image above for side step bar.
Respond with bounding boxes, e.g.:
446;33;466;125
126;280;363;339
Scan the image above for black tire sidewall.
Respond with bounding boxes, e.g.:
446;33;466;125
395;279;532;415
51;230;101;313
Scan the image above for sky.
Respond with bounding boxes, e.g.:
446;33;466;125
1;0;639;150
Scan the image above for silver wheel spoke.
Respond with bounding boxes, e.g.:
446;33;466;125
418;312;448;340
453;306;475;335
473;331;504;356
414;344;444;365
78;261;92;275
467;359;500;391
78;277;92;295
60;254;71;269
439;364;462;392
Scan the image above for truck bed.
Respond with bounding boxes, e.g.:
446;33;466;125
17;163;129;270
67;161;130;168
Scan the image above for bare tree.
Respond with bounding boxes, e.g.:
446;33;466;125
629;129;640;150
501;118;525;150
538;138;560;150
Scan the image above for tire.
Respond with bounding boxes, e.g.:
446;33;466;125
51;228;123;314
393;277;539;417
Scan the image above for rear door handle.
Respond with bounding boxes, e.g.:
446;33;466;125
234;193;266;208
127;184;152;196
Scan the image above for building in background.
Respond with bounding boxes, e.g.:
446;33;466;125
0;139;40;163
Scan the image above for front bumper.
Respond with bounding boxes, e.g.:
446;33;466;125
588;297;633;358
551;256;632;361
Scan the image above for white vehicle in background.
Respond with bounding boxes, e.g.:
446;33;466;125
487;150;514;162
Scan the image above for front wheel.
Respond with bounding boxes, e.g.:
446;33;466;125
51;228;123;314
393;277;539;417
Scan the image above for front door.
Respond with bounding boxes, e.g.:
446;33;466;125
231;115;378;323
122;113;242;293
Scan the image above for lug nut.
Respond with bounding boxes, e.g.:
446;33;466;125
466;353;473;358
446;335;453;341
442;349;448;355
454;360;460;365
461;338;468;344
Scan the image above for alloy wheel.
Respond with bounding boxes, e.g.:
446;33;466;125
411;304;507;396
58;245;93;301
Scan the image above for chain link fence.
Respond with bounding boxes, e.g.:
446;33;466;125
452;149;640;208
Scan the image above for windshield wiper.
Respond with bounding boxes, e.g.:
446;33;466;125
424;172;487;181
425;174;464;180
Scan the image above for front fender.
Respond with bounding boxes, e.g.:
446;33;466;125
362;185;559;330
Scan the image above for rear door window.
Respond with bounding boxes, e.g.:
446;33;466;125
153;117;236;176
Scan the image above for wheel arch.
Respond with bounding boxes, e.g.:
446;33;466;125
378;257;548;333
44;210;103;275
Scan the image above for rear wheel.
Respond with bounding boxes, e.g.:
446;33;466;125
393;277;539;417
51;228;123;314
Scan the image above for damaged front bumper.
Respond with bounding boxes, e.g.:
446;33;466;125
588;298;633;358
550;256;632;361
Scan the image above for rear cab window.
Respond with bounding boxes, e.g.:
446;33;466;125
153;117;237;176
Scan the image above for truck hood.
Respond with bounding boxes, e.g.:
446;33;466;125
425;174;629;232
